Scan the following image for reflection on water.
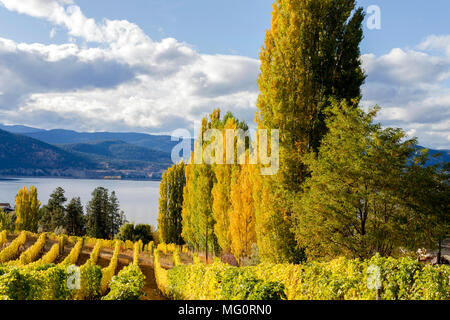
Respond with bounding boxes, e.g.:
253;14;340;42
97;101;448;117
0;177;160;227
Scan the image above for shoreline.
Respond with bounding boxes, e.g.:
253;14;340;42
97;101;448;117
0;175;162;182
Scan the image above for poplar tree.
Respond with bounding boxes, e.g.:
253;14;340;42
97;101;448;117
158;161;186;244
15;186;41;232
211;115;248;253
229;162;257;265
182;110;248;259
182;114;219;260
255;0;365;262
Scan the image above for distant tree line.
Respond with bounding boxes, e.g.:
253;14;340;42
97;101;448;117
0;186;128;239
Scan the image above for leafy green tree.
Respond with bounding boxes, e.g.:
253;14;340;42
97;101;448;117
400;160;450;263
108;191;127;238
15;186;41;232
182;111;219;259
294;100;417;260
158;162;186;245
134;224;154;244
116;223;154;244
86;187;126;239
255;0;365;263
65;197;86;236
39;187;67;232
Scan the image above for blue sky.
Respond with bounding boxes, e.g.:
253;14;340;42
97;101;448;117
0;0;448;149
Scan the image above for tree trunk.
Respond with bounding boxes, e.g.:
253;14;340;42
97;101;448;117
205;223;209;264
437;238;442;265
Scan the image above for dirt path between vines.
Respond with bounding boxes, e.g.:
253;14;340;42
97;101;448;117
99;248;167;300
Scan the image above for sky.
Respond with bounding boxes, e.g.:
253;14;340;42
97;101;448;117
0;1;448;149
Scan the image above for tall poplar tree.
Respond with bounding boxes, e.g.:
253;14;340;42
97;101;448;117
211;114;248;254
229;162;257;265
255;0;365;262
158;161;186;244
182;114;219;260
15;186;41;232
182;110;248;258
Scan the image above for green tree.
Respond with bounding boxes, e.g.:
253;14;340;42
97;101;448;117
158;161;186;245
181;111;219;260
255;0;365;263
400;160;450;263
86;187;126;239
116;223;154;244
109;191;126;238
294;100;417;260
39;187;67;232
65;197;86;236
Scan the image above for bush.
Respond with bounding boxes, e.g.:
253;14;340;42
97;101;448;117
156;250;286;300
0;265;74;300
0;231;27;263
102;264;145;300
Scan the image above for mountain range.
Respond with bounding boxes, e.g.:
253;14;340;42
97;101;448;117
0;124;193;180
0;123;448;180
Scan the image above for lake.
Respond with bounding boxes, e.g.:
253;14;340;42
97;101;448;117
0;177;160;227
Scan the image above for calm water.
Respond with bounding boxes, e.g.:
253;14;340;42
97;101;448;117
0;177;160;227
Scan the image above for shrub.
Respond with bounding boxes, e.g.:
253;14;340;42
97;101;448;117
0;231;27;263
102;264;145;300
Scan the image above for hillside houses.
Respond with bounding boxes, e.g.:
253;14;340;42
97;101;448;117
0;203;13;213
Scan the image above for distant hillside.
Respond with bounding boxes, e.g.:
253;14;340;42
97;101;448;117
0;124;45;134
59;140;172;165
415;146;450;167
0;129;97;175
22;128;192;154
0;130;171;180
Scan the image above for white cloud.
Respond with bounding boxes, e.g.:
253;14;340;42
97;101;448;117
0;0;260;134
0;0;448;149
361;41;450;149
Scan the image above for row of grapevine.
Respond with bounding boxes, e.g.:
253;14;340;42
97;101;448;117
100;241;121;294
154;249;169;296
0;231;147;300
133;241;141;265
59;238;83;266
7;233;47;266
86;240;102;265
27;243;60;267
155;249;285;300
84;237;117;249
0;231;27;263
154;252;450;300
0;264;75;300
102;243;146;300
0;230;7;248
252;255;450;300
